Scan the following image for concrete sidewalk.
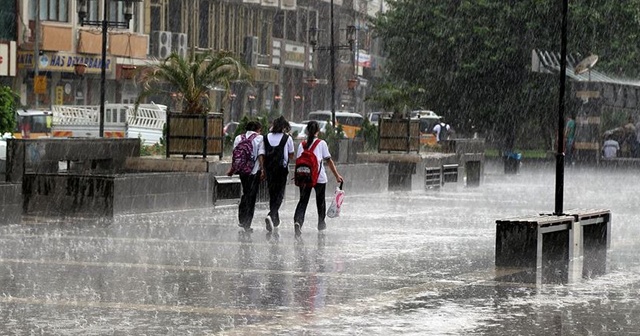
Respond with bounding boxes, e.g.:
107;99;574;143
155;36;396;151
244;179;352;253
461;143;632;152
0;163;638;335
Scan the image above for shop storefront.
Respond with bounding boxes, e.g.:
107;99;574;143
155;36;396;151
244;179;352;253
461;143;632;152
17;51;115;108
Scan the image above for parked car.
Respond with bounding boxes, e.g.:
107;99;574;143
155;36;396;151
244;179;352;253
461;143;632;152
300;120;329;134
367;111;393;126
223;122;239;137
289;122;307;140
410;110;439;119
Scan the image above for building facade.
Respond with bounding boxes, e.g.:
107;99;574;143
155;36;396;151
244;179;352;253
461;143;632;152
9;0;386;122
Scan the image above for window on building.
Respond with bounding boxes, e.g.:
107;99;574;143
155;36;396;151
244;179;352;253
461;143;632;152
273;11;284;39
285;10;296;41
167;0;182;33
87;0;98;22
297;9;308;43
198;0;210;48
29;0;69;22
150;2;162;32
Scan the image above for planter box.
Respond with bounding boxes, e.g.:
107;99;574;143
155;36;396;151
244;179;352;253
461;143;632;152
378;118;420;153
166;112;224;159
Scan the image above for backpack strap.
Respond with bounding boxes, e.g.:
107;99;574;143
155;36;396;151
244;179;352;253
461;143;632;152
266;133;288;154
276;133;288;148
307;138;320;152
308;139;322;175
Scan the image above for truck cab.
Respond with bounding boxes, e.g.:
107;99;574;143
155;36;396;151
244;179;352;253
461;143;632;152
13;110;53;139
411;110;441;146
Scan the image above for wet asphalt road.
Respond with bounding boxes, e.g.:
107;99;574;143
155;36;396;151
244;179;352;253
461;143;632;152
1;161;640;335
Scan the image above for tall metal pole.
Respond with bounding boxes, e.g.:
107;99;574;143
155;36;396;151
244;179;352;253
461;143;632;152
554;0;568;215
329;0;336;129
99;0;109;137
34;0;40;109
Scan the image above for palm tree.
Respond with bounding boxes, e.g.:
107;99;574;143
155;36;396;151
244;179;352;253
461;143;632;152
369;81;424;118
137;50;250;114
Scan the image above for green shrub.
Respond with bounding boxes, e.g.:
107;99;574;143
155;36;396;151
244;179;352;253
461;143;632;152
356;118;379;151
0;86;18;134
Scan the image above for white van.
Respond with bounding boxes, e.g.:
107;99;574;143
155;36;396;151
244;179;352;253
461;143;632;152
367;111;393;126
410;110;439;119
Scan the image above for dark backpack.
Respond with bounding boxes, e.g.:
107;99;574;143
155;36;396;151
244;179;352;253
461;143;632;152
294;139;321;188
231;133;258;175
438;123;449;142
264;133;289;174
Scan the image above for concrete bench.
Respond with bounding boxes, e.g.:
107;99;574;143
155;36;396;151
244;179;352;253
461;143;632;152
541;209;611;280
495;215;575;285
213;176;241;205
465;160;481;187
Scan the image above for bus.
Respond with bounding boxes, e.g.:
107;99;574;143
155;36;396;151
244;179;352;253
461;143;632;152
13;110;53;139
306;111;364;138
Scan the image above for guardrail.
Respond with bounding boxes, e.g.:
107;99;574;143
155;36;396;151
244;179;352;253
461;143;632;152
52;104;166;127
52;105;100;124
51;104;167;145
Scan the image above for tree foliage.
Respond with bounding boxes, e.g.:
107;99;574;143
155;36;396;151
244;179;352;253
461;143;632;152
0;86;18;134
374;0;640;150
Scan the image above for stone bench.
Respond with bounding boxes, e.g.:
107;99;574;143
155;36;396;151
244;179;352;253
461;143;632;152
213;176;241;205
495;215;575;285
496;209;612;285
541;209;611;281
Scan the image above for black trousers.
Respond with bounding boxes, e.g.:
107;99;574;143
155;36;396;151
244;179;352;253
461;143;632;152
293;183;326;227
266;168;288;226
238;172;261;228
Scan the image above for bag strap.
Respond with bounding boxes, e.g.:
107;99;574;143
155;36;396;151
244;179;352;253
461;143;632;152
277;133;288;148
307;138;320;152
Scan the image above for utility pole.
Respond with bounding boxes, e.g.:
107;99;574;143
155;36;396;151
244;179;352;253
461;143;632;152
329;0;336;128
34;0;40;109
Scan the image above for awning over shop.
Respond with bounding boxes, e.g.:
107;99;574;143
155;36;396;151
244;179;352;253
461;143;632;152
532;49;618;83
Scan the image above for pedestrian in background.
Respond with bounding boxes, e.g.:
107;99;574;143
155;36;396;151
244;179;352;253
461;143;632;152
564;114;576;165
227;121;265;232
293;121;343;237
263;116;295;232
432;117;451;143
603;134;620;159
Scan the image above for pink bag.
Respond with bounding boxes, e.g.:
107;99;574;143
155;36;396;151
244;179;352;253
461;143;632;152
327;182;344;218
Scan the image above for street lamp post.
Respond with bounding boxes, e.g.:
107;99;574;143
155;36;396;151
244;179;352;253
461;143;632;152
76;0;141;137
293;94;302;121
310;12;356;130
247;94;256;117
229;93;237;120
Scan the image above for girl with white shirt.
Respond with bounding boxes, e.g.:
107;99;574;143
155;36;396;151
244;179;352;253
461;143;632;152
293;120;343;236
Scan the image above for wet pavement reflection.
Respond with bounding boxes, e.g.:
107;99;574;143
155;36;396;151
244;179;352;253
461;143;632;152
1;162;640;334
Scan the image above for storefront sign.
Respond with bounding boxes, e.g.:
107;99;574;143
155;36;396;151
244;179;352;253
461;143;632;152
34;75;47;94
252;68;279;83
18;51;113;74
357;51;371;68
283;43;306;69
55;86;64;105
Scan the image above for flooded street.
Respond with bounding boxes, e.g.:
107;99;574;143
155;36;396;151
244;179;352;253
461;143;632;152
1;161;639;335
